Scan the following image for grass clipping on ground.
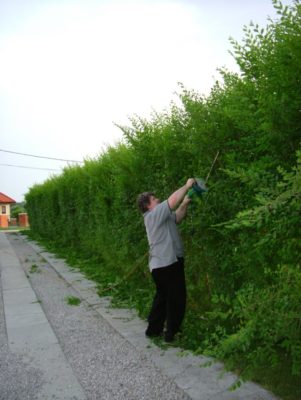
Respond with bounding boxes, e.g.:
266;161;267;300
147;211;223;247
65;296;81;306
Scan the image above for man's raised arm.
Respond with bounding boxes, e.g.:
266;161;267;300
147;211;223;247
167;178;195;210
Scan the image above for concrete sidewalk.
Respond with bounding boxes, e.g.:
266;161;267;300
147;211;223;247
0;232;279;400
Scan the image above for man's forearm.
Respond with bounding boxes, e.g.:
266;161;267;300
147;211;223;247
168;178;195;210
175;197;190;223
168;185;188;210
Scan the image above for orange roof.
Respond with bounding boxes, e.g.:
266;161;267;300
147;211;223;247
0;192;16;204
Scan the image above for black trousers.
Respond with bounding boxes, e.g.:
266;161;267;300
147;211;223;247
146;258;186;336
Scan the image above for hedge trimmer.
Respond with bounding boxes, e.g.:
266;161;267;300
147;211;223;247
188;151;220;199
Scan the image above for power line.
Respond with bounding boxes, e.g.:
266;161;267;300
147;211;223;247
0;163;60;172
0;148;84;163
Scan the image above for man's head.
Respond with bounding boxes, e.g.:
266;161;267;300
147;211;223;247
137;192;160;213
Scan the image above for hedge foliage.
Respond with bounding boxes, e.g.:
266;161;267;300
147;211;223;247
25;1;301;396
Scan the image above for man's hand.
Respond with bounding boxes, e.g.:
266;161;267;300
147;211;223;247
182;195;192;206
168;178;195;210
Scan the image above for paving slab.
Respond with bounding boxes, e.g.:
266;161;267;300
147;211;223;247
3;285;37;306
1;263;30;290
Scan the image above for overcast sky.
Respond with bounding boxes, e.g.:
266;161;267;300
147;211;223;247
0;0;292;202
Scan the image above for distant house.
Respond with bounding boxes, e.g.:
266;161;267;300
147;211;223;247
0;192;16;228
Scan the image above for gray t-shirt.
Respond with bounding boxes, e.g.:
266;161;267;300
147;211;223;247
143;200;184;271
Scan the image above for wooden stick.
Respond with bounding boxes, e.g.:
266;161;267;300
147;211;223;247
205;150;220;183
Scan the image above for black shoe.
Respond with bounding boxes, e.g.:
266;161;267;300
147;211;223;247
164;332;175;342
164;328;182;343
145;328;163;338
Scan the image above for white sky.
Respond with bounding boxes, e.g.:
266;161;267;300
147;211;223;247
0;0;292;202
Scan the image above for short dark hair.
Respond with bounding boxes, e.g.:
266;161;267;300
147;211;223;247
137;192;154;213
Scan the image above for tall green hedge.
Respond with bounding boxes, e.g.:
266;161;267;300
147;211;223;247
25;1;301;396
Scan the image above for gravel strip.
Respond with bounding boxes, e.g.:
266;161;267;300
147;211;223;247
7;233;189;400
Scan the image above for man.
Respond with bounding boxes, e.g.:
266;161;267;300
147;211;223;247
137;178;195;342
